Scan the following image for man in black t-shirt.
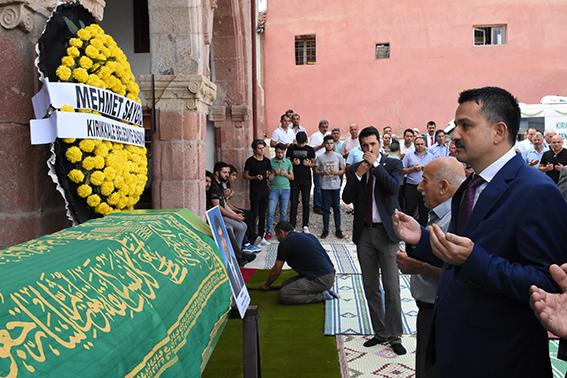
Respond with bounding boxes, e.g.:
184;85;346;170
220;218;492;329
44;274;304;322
259;222;337;304
206;170;256;267
243;139;272;244
540;135;567;183
286;131;316;232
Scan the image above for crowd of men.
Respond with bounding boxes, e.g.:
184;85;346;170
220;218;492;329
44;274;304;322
205;89;567;377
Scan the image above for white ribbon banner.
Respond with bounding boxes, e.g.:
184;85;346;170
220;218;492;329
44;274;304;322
30;111;145;147
32;80;143;126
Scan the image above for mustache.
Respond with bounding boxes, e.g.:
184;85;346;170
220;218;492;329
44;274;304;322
454;139;465;148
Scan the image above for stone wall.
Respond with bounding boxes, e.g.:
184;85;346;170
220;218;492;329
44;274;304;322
0;0;259;247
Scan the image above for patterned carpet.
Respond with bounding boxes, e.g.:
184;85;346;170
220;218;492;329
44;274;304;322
340;337;567;378
550;340;567;377
244;242;361;274
339;334;417;378
325;274;418;336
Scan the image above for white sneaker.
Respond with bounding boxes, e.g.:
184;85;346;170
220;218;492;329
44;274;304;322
260;238;271;246
253;236;263;246
303;226;310;233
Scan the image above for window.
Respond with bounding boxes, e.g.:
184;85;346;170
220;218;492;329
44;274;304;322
473;25;506;46
295;35;316;65
375;43;390;59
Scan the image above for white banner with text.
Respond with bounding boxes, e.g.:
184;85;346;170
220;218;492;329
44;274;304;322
30;111;145;147
32;80;143;126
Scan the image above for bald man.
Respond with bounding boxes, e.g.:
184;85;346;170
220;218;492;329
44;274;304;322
540;135;567;183
396;158;465;378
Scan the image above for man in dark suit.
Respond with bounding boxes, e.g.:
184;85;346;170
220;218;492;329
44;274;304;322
393;87;567;377
342;126;406;355
423;121;437;148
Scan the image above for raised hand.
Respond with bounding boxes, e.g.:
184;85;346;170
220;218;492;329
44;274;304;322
392;209;422;245
530;263;567;338
429;224;473;265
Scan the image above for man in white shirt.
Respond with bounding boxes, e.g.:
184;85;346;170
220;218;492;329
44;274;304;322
516;127;536;154
342;123;360;158
310;119;330;213
271;114;296;149
400;128;415;159
291;113;307;135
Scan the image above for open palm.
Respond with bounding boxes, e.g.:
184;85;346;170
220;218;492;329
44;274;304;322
530;264;567;338
392;209;422;245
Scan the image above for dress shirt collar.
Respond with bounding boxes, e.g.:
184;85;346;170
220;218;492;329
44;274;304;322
477;147;516;184
430;198;451;221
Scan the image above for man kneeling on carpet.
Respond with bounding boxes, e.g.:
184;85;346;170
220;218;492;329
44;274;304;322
259;221;339;304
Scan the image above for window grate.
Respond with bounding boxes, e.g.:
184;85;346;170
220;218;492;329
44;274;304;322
473;25;507;46
295;35;316;65
375;43;390;59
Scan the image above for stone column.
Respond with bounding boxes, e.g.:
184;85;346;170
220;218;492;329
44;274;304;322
140;75;216;216
141;0;217;217
0;0;105;248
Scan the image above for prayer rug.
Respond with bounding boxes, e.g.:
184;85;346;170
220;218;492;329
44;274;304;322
326;243;362;274
550;339;567;378
325;274;418;335
242;241;361;274
341;334;417;377
325;274;374;335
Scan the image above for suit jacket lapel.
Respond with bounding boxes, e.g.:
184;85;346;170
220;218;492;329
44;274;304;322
449;175;469;233
465;154;523;234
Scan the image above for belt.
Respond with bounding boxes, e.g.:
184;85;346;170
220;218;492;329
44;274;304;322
365;222;383;228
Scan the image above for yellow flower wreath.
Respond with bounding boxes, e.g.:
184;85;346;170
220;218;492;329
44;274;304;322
56;23;148;216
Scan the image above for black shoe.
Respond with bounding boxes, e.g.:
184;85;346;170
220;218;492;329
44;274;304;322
320;230;329;239
313;207;323;215
363;336;388;347
335;230;344;239
244;252;256;261
391;343;407;355
238;253;256;267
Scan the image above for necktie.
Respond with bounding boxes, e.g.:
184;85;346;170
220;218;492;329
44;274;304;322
457;174;485;233
366;171;374;226
430;135;434;146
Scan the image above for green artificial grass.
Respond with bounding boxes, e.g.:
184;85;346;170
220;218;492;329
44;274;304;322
202;270;341;378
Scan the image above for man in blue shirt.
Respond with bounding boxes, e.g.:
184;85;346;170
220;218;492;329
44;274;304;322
402;137;435;225
429;130;450;158
522;132;547;167
346;145;364;169
259;221;337;304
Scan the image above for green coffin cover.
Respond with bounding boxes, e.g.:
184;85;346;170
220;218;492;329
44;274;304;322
0;209;231;377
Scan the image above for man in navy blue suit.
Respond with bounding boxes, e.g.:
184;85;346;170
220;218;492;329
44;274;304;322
393;87;567;377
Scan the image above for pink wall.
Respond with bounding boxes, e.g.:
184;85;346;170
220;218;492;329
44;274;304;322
263;0;567;137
